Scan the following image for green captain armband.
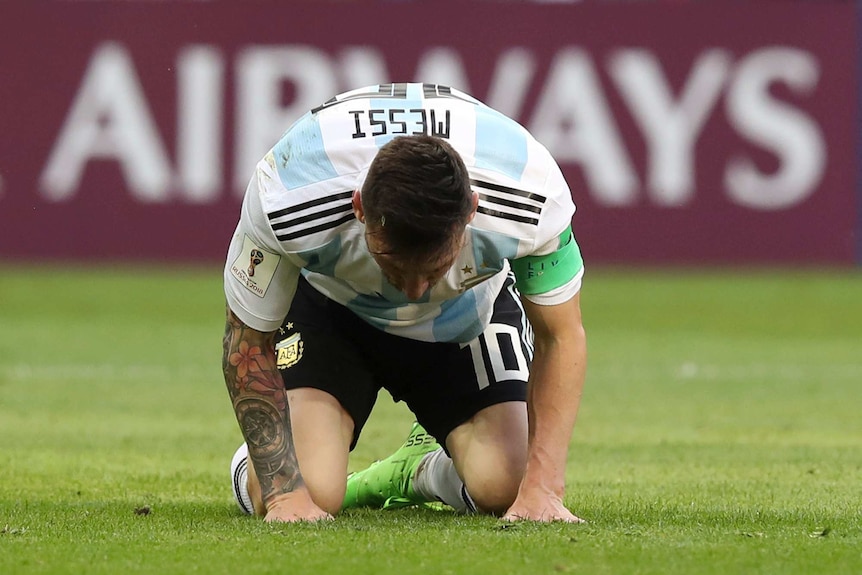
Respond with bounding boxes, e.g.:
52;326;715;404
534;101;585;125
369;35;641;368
511;226;583;295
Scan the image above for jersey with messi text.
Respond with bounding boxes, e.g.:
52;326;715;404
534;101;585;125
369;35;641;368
224;83;583;343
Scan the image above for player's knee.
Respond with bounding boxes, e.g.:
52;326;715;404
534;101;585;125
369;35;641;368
301;466;348;516
248;458;345;516
308;485;345;516
464;473;520;515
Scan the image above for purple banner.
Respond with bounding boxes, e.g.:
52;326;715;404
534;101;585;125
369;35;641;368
0;1;857;264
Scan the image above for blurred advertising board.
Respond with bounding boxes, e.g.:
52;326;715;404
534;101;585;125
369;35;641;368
0;1;857;264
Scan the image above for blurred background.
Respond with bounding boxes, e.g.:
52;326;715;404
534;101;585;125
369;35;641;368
0;0;858;267
1;7;860;567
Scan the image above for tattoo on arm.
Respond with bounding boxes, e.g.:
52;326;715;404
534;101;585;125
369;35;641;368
222;305;304;502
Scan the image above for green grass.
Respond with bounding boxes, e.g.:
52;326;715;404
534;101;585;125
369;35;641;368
1;265;860;574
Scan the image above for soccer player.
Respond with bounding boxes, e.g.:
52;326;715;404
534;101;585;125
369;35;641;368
223;83;587;523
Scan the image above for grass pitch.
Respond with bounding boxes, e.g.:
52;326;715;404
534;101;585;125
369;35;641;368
0;264;860;574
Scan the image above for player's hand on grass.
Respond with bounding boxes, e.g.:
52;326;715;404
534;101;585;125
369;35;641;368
264;489;333;523
503;490;585;523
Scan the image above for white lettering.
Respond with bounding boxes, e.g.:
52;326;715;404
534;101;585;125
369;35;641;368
415;47;472;93
40;43;172;202
485;48;537;119
234;46;338;193
338;47;389;89
38;42;829;214
177;46;224;203
611;49;730;206
725;47;825;210
529;48;638;207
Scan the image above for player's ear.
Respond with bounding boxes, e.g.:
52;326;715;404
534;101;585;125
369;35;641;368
468;191;479;223
352;190;365;223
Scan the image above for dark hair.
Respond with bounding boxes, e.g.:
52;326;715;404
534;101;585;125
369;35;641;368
361;134;472;260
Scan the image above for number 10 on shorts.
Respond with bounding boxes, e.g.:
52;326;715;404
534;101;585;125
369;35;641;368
462;323;530;390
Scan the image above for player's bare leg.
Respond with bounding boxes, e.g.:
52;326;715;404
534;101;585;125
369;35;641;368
238;387;354;516
443;401;527;514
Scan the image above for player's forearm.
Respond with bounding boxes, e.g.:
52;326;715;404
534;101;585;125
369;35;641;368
222;305;305;505
522;327;587;494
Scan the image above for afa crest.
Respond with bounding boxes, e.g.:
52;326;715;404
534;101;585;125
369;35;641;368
276;333;304;369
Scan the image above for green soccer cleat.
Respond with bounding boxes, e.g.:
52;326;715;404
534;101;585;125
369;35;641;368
343;422;441;510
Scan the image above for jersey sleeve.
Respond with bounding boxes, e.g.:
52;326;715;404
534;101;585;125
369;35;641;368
510;160;585;305
223;163;302;332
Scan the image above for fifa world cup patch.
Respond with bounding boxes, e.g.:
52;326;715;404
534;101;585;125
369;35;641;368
276;333;304;369
230;235;280;298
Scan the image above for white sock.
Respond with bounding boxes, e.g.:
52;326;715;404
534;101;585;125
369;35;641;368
230;443;254;515
413;448;477;514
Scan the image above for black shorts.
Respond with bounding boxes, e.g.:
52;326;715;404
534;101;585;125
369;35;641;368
275;274;531;449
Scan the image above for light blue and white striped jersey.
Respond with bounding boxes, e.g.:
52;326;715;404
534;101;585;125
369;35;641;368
225;83;583;343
